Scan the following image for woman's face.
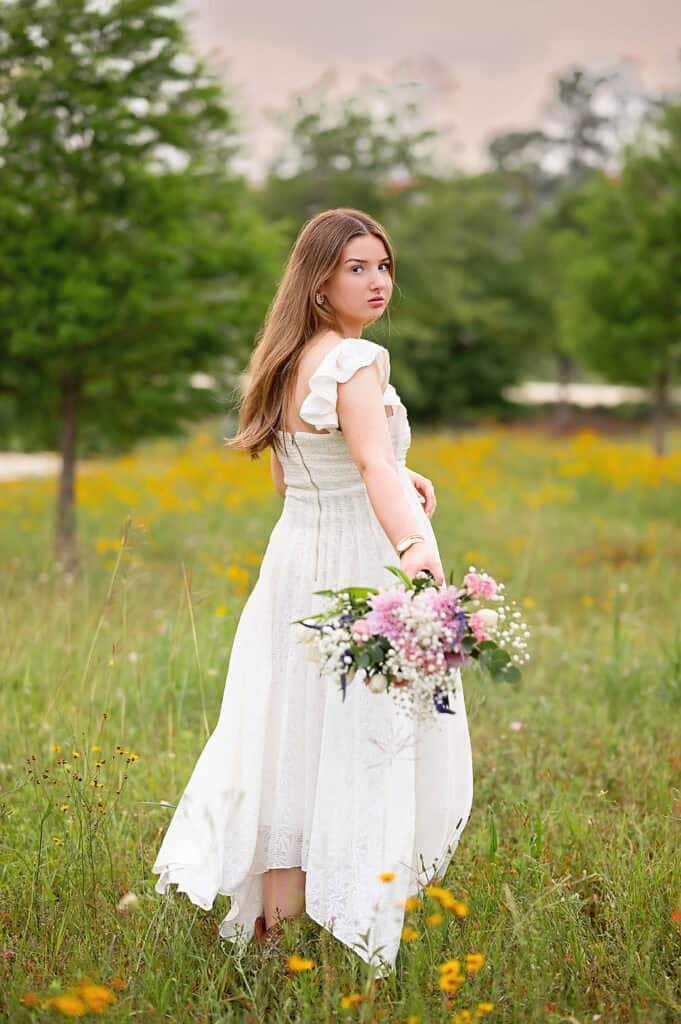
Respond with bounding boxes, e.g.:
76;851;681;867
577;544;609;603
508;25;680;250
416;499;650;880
320;233;393;336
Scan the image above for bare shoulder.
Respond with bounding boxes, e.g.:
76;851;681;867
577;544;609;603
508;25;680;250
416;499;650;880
299;331;347;372
304;330;346;355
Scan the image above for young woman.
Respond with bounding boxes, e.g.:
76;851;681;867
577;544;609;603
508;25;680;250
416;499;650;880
152;208;473;977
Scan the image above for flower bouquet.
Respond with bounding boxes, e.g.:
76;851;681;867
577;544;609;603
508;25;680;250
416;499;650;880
291;565;530;722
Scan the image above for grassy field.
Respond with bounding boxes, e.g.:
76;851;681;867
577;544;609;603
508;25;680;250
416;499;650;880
1;421;680;1023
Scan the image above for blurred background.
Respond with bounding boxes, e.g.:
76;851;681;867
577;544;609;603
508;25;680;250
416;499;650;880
0;0;680;565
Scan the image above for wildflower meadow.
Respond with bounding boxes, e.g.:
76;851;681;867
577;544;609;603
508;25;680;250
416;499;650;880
1;421;680;1022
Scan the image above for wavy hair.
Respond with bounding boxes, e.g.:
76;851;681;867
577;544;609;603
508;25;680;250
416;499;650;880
225;207;395;459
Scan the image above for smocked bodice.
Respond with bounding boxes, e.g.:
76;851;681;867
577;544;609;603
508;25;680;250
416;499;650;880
275;405;411;494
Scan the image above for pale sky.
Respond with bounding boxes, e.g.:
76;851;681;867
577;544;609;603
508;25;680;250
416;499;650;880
182;1;681;181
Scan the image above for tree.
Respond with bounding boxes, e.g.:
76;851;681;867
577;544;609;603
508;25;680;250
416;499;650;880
385;172;544;420
256;71;453;234
487;63;660;428
555;102;681;454
0;0;280;567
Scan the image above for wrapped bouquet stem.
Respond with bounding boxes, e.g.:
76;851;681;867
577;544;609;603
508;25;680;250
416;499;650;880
292;565;531;723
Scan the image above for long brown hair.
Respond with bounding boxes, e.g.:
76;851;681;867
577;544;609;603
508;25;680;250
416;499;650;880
225;208;395;459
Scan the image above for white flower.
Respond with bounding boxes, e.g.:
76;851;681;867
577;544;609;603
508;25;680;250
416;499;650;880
116;891;139;912
293;622;317;645
368;672;388;694
476;608;498;630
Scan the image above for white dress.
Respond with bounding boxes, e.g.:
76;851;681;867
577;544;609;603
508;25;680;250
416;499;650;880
152;337;474;975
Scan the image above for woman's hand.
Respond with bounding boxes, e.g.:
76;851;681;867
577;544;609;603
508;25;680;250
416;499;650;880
400;541;445;587
406;468;436;518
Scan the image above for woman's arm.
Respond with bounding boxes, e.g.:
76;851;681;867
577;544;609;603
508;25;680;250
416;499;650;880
405;466;436;518
336;363;426;547
270;447;286;498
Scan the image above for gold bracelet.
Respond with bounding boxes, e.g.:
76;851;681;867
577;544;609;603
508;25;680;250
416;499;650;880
395;533;425;556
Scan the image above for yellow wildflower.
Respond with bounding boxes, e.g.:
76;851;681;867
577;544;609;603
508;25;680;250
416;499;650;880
109;976;125;991
20;993;45;1007
287;954;315;971
476;1003;495;1016
439;958;465;992
340;993;365;1008
438;972;464;993
52;745;62;753
215;605;228;617
59;804;70;813
91;745;101;753
72;751;80;759
426;912;444;926
465;952;485;973
127;752;140;762
441;894;468;916
52;837;64;846
452;1011;472;1023
401;926;418;942
379;871;395;882
424;884;450;901
46;994;87;1016
74;981;116;1013
404;895;422;910
407;1017;420;1024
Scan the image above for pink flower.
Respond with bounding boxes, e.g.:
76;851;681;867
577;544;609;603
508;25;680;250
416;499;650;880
351;619;371;642
366;587;407;643
509;721;523;731
468;612;490;643
464;572;498;599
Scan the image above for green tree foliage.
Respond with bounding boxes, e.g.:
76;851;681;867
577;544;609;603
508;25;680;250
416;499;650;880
386;173;545;420
487;65;660;428
555;102;681;454
0;0;281;564
257;73;445;234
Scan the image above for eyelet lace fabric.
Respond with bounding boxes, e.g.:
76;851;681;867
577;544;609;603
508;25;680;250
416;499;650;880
152;338;474;976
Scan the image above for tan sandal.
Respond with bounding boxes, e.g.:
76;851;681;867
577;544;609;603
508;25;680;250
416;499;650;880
254;914;285;947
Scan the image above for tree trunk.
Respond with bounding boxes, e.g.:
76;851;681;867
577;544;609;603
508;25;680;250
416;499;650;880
55;372;81;572
553;351;574;431
652;365;669;456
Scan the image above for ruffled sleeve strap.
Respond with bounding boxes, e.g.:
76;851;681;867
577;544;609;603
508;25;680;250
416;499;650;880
299;338;391;432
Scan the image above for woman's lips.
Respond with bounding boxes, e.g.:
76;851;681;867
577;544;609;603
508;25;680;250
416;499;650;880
368;297;385;305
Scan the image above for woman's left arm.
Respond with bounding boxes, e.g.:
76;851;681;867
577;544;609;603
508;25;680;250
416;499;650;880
405;466;436;518
270;447;286;498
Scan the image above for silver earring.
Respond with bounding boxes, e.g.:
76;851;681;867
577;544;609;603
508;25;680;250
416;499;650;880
315;293;325;307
